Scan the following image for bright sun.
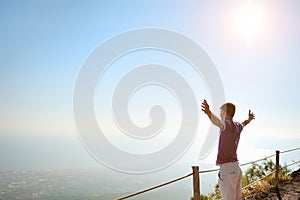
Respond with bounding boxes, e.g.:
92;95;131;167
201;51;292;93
235;1;264;43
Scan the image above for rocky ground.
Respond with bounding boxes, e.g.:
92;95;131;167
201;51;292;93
245;168;300;200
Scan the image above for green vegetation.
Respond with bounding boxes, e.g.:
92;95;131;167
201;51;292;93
190;194;212;200
243;159;290;186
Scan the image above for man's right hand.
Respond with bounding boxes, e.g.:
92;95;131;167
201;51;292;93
201;99;212;116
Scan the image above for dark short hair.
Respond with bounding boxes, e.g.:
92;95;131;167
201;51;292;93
220;103;236;118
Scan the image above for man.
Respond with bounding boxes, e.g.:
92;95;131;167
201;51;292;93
201;99;255;200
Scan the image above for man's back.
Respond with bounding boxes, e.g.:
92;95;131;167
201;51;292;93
217;120;243;165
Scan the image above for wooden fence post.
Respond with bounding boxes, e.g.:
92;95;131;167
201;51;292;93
275;150;280;188
192;166;200;200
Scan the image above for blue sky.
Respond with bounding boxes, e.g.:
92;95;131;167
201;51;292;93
1;0;300;172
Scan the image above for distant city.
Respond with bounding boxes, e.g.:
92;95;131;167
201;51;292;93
0;133;220;200
0;169;109;200
0;167;206;200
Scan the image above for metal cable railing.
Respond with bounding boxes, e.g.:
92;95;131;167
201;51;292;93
240;153;276;167
285;160;300;168
114;147;300;200
281;147;300;154
114;173;193;200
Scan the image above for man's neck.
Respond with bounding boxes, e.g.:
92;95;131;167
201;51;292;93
225;116;233;120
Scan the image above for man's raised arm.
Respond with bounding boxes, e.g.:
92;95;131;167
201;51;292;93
242;109;255;127
201;99;225;130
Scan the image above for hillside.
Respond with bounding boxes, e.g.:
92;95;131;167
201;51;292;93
245;168;300;200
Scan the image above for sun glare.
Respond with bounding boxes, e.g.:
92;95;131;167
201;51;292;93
236;1;264;43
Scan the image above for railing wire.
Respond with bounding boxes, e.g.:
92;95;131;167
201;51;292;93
114;173;193;200
115;147;299;200
240;153;276;167
281;147;300;154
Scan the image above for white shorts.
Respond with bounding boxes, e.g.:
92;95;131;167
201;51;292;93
218;162;242;200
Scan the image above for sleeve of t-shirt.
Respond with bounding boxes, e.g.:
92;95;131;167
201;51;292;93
237;122;243;132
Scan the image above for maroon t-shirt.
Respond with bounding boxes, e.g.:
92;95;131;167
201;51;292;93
216;120;243;165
